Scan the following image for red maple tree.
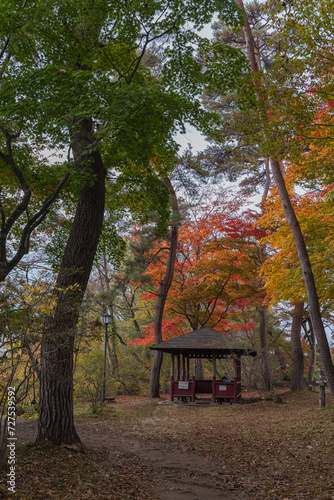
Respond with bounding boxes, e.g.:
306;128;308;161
130;196;266;346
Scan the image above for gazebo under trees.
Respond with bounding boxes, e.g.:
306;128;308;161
150;327;257;403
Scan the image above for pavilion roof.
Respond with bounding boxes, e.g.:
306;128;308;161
150;327;257;358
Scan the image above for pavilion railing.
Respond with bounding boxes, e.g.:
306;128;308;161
170;377;241;403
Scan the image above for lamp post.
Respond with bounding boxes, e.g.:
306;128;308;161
102;310;112;403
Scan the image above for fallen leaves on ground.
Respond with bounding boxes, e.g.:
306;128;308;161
1;390;333;499
0;442;157;499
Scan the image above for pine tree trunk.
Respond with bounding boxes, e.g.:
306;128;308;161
291;301;305;391
148;178;179;398
258;305;273;391
37;118;105;444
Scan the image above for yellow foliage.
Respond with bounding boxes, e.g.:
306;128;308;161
259;151;334;311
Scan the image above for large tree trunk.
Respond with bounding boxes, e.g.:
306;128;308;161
258;305;273;391
290;301;305;391
235;0;334;398
148;178;179;398
37;118;105;444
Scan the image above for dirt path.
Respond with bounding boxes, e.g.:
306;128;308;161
16;416;241;499
84;422;238;500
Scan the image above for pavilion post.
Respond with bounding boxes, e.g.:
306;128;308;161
212;354;216;403
170;354;175;401
186;356;190;380
182;354;186;380
177;354;180;381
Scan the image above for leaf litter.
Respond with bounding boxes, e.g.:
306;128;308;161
1;390;333;499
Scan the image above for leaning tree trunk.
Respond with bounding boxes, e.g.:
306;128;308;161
37;118;105;444
148;178;179;398
258;305;273;391
290;301;305;391
235;0;334;398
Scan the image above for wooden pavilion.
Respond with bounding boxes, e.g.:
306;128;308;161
150;327;257;403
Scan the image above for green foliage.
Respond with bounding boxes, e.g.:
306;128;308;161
115;172;171;237
203;42;253;108
96;225;126;268
0;0;243;151
1;0;246;282
74;347;105;414
115;351;151;396
45;217;127;273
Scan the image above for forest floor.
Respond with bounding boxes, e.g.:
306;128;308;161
1;389;334;499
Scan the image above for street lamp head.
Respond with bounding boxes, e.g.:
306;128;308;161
102;310;112;325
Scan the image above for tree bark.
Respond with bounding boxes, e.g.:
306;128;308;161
235;0;259;73
148;178;179;398
290;301;305;391
258;305;273;391
37;118;105;444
